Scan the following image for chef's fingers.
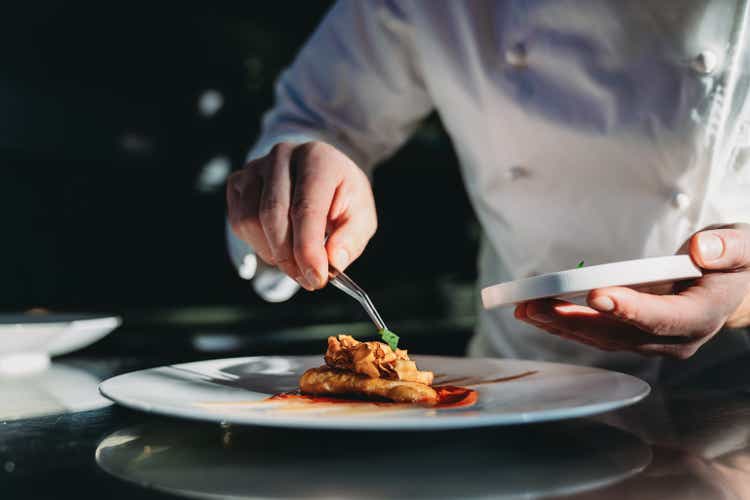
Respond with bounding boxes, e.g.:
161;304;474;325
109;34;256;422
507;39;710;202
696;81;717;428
290;143;341;290
257;143;300;280
325;183;377;271
523;299;643;347
690;224;750;271
226;167;274;265
515;303;613;350
587;284;728;340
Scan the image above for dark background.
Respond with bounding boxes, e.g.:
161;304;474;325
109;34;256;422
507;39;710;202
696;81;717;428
0;1;479;332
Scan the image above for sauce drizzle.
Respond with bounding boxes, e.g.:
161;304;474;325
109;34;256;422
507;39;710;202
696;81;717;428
434;370;538;387
269;385;477;409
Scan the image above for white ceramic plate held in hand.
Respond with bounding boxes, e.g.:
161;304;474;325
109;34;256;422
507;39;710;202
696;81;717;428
481;255;702;309
99;355;650;430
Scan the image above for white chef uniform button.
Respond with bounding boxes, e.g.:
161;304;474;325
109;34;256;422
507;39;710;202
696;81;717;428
671;191;691;210
505;43;527;67
504;165;529;181
691;51;718;75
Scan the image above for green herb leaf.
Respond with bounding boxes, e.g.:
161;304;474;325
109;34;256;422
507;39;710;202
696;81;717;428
577;260;585;268
379;328;400;351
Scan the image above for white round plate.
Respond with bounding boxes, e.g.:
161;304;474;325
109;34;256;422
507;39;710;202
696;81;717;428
481;254;702;309
99;355;650;430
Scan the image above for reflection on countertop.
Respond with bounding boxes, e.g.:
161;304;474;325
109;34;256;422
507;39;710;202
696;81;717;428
588;385;750;500
95;420;650;500
0;362;111;421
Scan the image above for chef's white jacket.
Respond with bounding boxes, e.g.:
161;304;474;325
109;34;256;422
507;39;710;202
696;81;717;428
228;0;750;374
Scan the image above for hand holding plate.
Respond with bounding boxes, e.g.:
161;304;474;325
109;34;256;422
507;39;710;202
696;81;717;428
517;224;750;359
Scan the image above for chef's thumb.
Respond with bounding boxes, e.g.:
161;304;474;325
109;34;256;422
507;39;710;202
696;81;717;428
691;224;750;271
325;218;375;271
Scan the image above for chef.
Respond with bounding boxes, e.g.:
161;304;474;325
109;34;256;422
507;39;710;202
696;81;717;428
227;1;750;377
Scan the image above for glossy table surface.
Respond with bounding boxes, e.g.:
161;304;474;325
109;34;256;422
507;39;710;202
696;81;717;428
3;331;750;499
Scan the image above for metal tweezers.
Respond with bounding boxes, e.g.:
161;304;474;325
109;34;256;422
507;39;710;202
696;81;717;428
328;265;388;331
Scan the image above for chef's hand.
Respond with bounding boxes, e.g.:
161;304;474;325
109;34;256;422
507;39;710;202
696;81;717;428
515;224;750;359
227;141;377;291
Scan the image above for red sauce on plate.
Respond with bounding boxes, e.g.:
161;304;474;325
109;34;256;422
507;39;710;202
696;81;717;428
265;369;537;409
268;385;477;409
433;385;477;408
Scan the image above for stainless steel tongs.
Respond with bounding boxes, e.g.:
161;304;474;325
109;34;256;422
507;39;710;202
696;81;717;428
328;265;388;331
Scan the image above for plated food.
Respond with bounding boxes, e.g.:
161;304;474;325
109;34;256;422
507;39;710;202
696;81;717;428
99;355;651;429
298;335;475;406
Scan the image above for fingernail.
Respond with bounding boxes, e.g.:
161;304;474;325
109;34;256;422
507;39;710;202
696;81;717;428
590;296;615;312
304;269;321;289
332;249;349;270
527;310;554;323
698;233;724;262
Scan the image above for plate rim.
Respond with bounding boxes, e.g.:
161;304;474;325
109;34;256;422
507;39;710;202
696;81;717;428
481;255;702;309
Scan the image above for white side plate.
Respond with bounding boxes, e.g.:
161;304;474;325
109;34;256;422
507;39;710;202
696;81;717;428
0;314;121;375
481;255;702;309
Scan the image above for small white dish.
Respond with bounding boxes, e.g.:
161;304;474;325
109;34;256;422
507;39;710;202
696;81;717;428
0;314;121;375
99;355;650;430
481;255;702;309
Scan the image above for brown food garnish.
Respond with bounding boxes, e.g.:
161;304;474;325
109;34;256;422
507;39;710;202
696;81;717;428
324;335;433;385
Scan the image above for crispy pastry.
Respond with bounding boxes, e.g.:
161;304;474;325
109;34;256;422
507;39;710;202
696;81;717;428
324;335;433;385
299;335;437;404
300;366;438;404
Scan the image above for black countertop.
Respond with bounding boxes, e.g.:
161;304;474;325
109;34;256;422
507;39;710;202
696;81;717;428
3;320;750;499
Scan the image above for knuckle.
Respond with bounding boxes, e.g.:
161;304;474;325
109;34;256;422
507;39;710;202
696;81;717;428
291;200;324;222
243;158;265;175
268;142;294;165
295;141;338;171
258;197;286;224
617;306;639;323
269;142;289;157
297;141;328;159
